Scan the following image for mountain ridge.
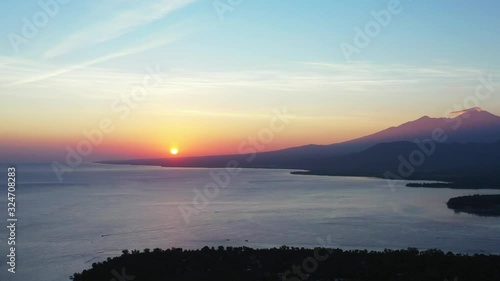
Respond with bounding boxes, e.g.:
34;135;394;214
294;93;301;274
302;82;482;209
99;108;500;188
255;108;500;159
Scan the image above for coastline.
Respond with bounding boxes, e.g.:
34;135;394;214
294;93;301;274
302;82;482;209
96;161;500;190
447;194;500;217
291;170;500;190
72;246;500;281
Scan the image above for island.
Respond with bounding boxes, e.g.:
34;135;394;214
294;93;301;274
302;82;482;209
447;194;500;217
71;247;500;281
406;182;454;188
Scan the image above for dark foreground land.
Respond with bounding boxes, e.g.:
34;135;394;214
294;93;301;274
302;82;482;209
447;194;500;216
72;247;500;281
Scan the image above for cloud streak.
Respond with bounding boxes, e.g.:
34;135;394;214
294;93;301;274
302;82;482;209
43;0;197;59
449;107;484;116
8;25;189;86
4;61;498;99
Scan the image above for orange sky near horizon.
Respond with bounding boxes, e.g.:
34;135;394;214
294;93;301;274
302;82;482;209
2;0;500;164
1;111;398;162
3;99;500;163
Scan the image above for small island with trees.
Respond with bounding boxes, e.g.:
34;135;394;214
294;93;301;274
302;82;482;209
447;194;500;217
71;246;500;281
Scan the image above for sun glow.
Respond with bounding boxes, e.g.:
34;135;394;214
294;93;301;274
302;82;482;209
170;148;179;155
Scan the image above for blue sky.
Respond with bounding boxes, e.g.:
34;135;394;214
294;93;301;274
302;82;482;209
1;0;499;161
2;0;500;68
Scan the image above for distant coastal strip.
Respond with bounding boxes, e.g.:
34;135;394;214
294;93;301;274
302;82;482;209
101;138;500;191
290;170;500;190
406;182;500;190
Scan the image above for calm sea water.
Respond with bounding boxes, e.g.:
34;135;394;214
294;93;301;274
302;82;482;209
0;163;499;281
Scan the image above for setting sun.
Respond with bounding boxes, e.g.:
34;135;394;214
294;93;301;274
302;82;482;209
170;148;179;155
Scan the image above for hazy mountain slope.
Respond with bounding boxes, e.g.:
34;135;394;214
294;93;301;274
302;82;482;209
263;108;500;159
298;140;500;188
100;109;500;183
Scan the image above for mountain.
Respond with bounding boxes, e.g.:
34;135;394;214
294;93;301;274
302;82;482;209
301;140;500;179
100;109;500;187
261;108;500;159
294;140;500;188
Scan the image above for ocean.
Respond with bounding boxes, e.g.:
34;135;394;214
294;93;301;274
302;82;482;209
0;163;499;281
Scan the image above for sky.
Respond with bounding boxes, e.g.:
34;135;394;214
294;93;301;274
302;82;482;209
1;0;500;162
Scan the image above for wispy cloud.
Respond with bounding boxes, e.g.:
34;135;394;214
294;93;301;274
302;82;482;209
303;62;485;79
167;109;272;119
8;24;190;86
43;0;197;59
449;107;484;116
3;60;498;100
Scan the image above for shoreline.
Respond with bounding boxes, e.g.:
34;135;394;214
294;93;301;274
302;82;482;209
96;161;500;190
72;246;500;281
291;170;500;190
447;194;500;217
